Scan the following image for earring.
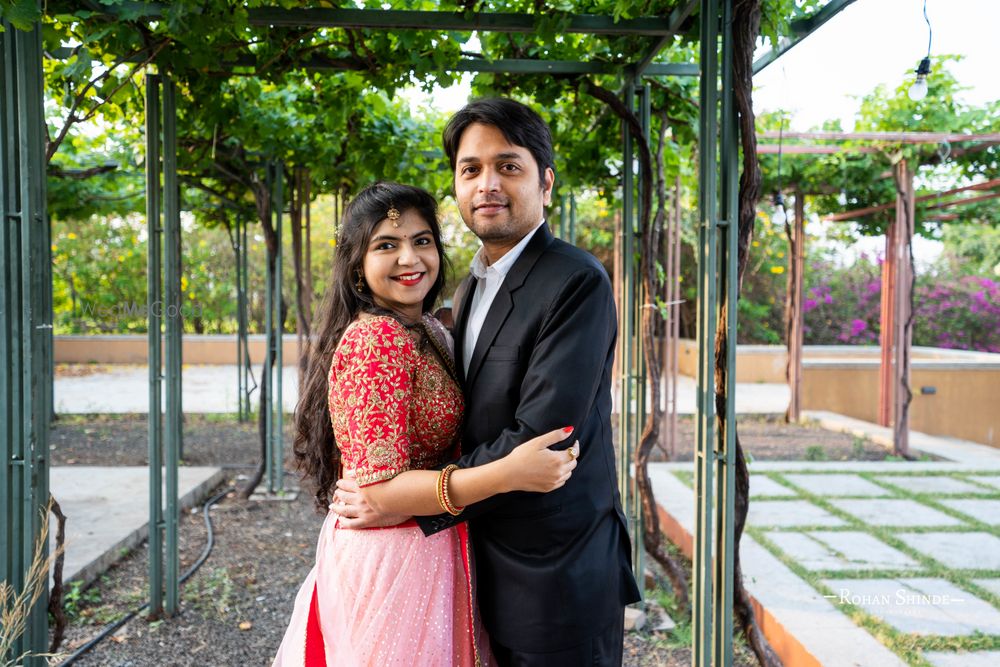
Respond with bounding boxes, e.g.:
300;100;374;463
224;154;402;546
355;270;365;293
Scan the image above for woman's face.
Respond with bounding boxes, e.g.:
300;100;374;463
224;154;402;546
361;208;440;323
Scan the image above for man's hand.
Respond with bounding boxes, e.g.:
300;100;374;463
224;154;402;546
331;471;411;529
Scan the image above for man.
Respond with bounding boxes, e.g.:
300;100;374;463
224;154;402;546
336;98;640;665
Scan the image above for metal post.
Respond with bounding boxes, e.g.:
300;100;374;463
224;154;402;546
144;73;164;618
633;82;650;584
617;81;637;587
235;216;244;420
559;194;567;239
0;17;50;665
264;164;274;492
273;162;285;493
240;216;251;421
694;0;720;663
162;76;181;615
715;0;738;660
569;192;577;245
44;212;53;424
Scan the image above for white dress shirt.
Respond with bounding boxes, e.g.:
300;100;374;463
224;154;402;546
462;220;545;375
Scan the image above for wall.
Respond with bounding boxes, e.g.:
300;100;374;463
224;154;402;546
802;360;1000;448
54;334;302;366
676;340;999;447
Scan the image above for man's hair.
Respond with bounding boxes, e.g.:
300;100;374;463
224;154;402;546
442;98;555;186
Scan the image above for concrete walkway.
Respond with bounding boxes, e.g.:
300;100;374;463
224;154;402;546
55;364;299;413
652;418;1000;667
54;364;790;415
49;466;225;587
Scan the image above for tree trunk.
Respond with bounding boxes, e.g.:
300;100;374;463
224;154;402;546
47;495;68;653
891;161;916;460
784;189;805;423
726;1;782;664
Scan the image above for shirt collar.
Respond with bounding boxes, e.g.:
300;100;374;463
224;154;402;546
469;219;545;280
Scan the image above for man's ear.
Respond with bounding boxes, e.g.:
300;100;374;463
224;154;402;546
542;167;555;206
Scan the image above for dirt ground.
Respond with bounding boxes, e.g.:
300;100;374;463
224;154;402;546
48;412;892;469
653;413;892;462
46;413;873;665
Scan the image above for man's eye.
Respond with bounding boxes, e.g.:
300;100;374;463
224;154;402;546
501;163;520;172
461;166;479;175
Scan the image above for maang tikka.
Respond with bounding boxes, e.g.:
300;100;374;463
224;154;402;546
387;203;401;228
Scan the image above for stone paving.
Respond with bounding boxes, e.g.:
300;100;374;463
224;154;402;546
923;650;1000;667
49;466;225;587
54;364;300;413
820;577;1000;636
764;531;920;572
895;532;1000;570
651;416;1000;666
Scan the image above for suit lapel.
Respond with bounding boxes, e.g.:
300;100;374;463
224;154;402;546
465;224;554;388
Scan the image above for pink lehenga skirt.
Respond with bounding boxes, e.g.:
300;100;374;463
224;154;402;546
272;511;492;666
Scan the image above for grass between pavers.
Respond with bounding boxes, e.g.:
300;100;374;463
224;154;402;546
748;471;1000;666
665;466;1000;663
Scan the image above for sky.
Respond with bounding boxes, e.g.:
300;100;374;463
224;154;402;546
753;0;999;130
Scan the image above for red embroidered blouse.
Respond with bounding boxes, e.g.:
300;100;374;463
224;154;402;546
328;315;464;487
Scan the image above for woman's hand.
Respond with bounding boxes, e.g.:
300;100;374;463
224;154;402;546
504;427;579;493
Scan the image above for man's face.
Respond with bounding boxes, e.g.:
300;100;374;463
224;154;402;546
453;123;554;250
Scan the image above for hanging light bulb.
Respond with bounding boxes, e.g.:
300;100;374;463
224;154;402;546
773;192;787;226
908;0;932;101
908;57;931;101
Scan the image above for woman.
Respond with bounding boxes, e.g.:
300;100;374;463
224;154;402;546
273;182;577;666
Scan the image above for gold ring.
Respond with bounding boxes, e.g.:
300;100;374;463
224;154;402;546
567;448;577;461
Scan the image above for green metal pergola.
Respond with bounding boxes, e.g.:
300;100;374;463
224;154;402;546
1;2;855;665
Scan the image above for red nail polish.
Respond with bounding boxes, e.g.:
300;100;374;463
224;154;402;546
562;426;574;433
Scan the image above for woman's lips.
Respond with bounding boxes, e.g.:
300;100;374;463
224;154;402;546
392;272;424;286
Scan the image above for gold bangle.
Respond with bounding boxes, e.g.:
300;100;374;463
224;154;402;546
440;464;464;516
436;468;449;514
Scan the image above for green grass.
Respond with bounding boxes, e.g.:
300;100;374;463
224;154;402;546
182;566;236;619
804;445;828;461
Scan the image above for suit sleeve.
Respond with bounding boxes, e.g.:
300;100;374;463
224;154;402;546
416;265;616;536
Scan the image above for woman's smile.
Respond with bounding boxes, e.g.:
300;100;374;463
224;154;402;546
391;271;425;286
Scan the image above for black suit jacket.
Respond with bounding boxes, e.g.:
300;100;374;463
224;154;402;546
416;224;641;652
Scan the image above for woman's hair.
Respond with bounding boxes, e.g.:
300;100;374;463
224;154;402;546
293;181;446;511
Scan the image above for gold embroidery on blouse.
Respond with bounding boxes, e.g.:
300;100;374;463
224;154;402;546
328;316;463;487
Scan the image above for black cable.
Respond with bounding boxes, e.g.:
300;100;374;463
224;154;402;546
922;0;932;57
57;486;234;666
